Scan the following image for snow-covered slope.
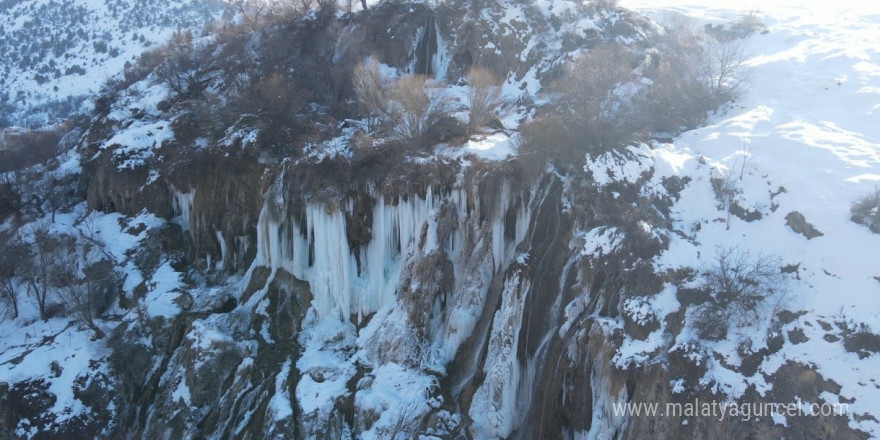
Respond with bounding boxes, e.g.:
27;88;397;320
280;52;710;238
0;0;227;126
609;0;880;435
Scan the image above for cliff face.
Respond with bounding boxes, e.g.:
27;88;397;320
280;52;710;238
96;145;863;440
85;139;865;439
100;153;638;439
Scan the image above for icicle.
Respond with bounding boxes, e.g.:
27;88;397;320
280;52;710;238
234;235;250;269
490;181;510;271
431;17;448;81
216;230;227;271
171;188;195;232
251;179;524;324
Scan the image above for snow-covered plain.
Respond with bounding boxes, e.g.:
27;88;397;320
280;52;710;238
609;0;880;435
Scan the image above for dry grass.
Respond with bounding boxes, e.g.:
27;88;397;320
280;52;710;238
466;66;503;133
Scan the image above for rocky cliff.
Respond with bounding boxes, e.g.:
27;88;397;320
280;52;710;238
1;1;877;439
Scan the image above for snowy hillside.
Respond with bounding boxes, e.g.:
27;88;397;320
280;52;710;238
0;0;227;127
614;0;880;435
0;0;879;438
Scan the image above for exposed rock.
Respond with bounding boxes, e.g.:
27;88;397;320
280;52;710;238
788;327;808;344
82;147;173;218
777;309;806;324
786;211;824;239
0;126;66;173
850;189;880;234
729;201;763;222
844;330;880;360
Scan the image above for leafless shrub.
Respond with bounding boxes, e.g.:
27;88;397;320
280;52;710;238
155;31;216;100
705;36;747;102
694;248;787;339
122;48;166;88
231;72;306;136
644;20;748;132
232;0;314;26
705;9;767;41
316;0;337;14
851;188;880;234
292;0;317;15
233;0;270;28
466;66;503;133
520;42;637;165
52;240;117;339
19;223;67;321
735;10;767;35
387;75;454;149
711;173;738;229
710;149;750;229
352;59;454;150
352;57;392;129
0;237;27;320
0;176;21;222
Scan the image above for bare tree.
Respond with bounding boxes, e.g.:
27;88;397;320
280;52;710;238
353;59;454;149
316;0;337;13
155;31;216;100
234;0;316;23
232;72;305;126
41;177;72;224
704;36;747;105
292;0;317;15
352;57;392;129
520;42;636;163
593;0;618;8
466;66;503;133
0;237;27;319
0;174;21;223
552;42;636;149
387;75;454;149
233;0;269;28
695;247;787;338
53;242;116;339
643;20;748;132
644;21;711;131
21;223;65;321
711;147;751;230
15;220;117;334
